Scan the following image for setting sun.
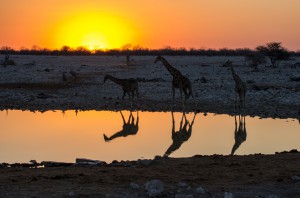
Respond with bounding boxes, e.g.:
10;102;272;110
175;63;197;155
53;12;137;50
81;32;107;50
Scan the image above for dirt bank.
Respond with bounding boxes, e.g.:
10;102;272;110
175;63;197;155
1;152;300;197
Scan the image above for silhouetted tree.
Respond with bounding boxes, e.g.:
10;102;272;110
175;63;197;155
1;46;16;66
61;45;71;52
256;42;290;68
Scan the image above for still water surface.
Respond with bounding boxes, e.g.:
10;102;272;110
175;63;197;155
0;110;299;163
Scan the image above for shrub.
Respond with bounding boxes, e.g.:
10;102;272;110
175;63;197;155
256;42;290;68
244;52;266;71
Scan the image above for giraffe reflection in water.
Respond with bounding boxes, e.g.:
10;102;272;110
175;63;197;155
231;113;247;155
103;111;139;142
164;111;197;157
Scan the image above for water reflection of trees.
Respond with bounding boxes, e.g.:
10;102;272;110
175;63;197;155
163;111;197;157
103;111;139;142
231;114;247;155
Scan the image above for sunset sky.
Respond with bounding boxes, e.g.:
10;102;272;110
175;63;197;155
1;0;300;50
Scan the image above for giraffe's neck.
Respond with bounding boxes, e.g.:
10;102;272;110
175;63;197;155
105;75;124;86
230;66;236;77
230;66;242;84
161;58;181;76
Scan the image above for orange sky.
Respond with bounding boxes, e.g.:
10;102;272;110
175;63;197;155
1;0;300;50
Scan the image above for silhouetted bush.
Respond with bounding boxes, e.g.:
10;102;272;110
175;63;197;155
256;42;290;67
244;52;266;71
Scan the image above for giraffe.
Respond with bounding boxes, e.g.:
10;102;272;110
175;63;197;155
154;56;194;108
2;54;10;67
223;60;247;109
231;114;247;155
103;111;139;142
163;111;197;157
103;74;139;107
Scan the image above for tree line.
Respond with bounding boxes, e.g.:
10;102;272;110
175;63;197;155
1;42;299;69
1;43;299;57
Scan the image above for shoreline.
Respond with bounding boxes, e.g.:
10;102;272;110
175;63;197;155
1;101;299;120
1;151;300;197
1;149;299;168
0;55;299;120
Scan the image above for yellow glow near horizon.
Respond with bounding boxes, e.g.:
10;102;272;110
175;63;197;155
81;32;107;50
53;12;136;50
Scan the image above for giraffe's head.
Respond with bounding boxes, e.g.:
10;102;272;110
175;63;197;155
154;55;163;63
222;60;233;67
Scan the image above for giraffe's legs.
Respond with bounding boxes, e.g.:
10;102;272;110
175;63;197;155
135;89;139;108
172;86;176;108
120;111;126;124
129;93;133;108
171;111;175;134
180;88;185;109
136;111;139;126
122;91;126;102
238;92;242;110
190;92;197;110
190;111;197;127
243;91;246;108
129;112;134;125
179;112;184;130
234;92;238;112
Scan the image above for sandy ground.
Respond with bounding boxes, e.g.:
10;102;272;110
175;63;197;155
0;55;300;197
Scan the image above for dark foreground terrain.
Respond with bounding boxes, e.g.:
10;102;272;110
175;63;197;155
1;152;300;197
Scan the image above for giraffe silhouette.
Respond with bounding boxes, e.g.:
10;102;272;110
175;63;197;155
154;56;195;108
163;111;197;157
223;60;247;109
231;114;247;155
103;74;139;107
103;111;139;142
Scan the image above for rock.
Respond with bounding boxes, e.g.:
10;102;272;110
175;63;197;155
154;155;163;160
178;181;189;188
175;194;194;198
267;195;279;198
75;158;104;165
130;182;140;189
137;159;152;166
113;192;128;198
41;161;73;167
195;186;205;194
68;192;75;197
144;179;164;197
291;175;300;182
29;160;38;164
224;192;234;198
